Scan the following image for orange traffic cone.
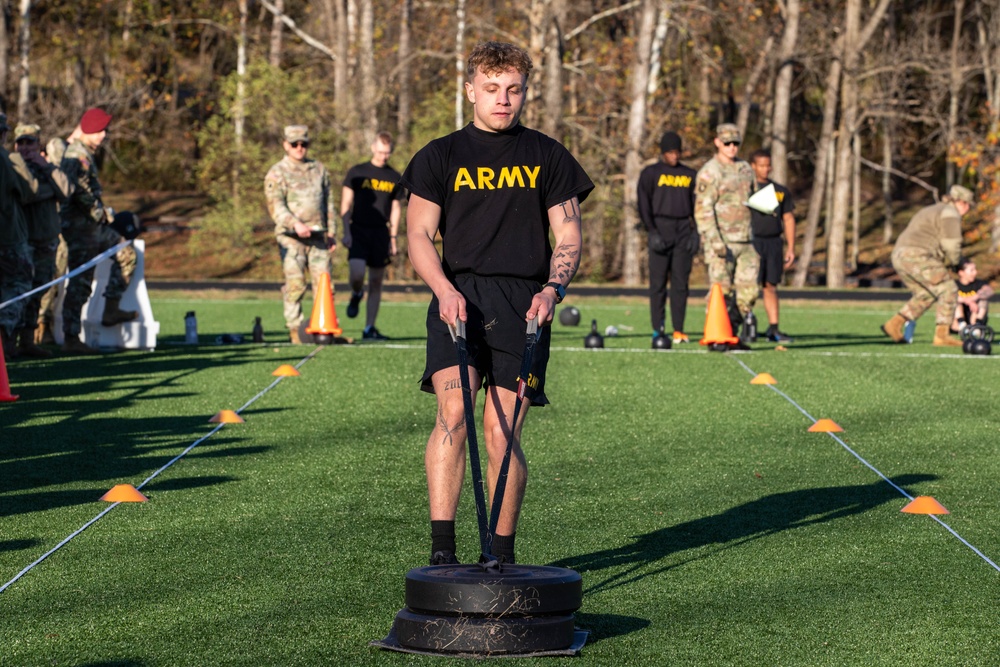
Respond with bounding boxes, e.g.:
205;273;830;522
0;337;18;402
305;273;342;339
700;284;739;346
100;484;148;502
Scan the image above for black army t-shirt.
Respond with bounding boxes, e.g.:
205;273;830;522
750;180;794;238
637;161;697;243
342;162;406;229
401;123;594;282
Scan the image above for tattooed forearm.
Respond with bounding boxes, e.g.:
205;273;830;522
549;242;580;283
436;408;465;447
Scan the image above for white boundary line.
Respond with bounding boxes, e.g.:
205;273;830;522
732;357;1000;573
0;347;323;595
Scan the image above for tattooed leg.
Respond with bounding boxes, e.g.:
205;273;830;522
426;366;477;521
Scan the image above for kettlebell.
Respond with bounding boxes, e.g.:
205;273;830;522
970;338;992;355
652;328;672;350
584;319;604;349
963;337;975;354
967;324;995;343
559;305;581;327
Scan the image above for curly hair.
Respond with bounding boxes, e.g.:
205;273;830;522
466;41;533;80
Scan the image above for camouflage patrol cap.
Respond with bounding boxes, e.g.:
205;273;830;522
948;184;975;205
283;125;309;143
716;123;741;143
14;123;40;142
0;113;9;132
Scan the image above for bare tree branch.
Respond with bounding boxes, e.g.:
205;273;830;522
258;0;336;60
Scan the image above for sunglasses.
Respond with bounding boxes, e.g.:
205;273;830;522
723;141;740;147
289;141;309;148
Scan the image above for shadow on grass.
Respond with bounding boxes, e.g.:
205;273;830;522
0;538;41;554
551;474;936;595
573;612;651;645
0;346;295;518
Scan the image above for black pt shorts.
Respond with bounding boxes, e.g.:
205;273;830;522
753;236;785;286
421;274;552;406
347;225;391;267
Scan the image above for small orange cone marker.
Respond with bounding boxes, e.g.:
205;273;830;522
700;284;740;346
751;373;777;385
273;364;300;377
209;410;244;423
901;496;950;515
808;418;843;432
305;272;343;338
100;484;148;502
0;340;18;402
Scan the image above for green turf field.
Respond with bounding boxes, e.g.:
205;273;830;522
2;291;998;666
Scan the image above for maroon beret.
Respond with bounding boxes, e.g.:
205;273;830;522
80;108;112;134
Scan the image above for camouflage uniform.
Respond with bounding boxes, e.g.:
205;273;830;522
16;125;72;336
60;140;137;337
0;139;37;341
891;202;962;325
264;151;337;330
694;153;759;317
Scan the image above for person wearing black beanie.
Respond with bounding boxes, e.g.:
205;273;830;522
637;131;698;344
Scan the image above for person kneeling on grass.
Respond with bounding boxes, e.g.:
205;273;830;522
951;257;993;334
881;185;973;347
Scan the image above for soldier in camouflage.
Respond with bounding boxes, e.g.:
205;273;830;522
881;184;973;347
60;108;138;355
0;113;36;359
264;125;338;344
694;123;758;342
13;123;72;358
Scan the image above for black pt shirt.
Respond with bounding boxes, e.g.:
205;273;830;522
401;123;594;282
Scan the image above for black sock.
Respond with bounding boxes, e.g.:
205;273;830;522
767;323;778;333
431;520;456;555
492;533;516;561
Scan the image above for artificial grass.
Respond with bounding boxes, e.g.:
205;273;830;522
1;292;998;665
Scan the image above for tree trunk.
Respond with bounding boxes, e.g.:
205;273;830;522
622;0;657;286
646;0;671;98
334;0;350;136
541;0;566;139
882;123;894;244
792;41;842;287
770;0;800;185
396;0;413;147
946;0;966;188
0;1;9;102
17;0;30;119
358;0;376;140
269;0;284;68
233;0;248;208
825;0;892;288
454;0;466;130
851;131;861;272
736;35;774;140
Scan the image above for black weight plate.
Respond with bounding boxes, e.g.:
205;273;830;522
405;564;582;616
393;608;576;654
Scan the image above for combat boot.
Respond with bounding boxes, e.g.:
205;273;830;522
34;322;53;345
289;328;302;345
17;328;53;359
1;329;16;360
101;298;138;326
880;314;907;343
62;334;100;355
932;324;963;347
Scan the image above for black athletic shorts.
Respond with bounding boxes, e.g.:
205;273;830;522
348;225;391;267
753;236;785;286
420;274;552;406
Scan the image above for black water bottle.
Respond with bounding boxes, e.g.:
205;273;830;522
743;311;757;343
252;317;264;343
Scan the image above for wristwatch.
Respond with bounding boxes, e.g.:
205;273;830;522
543;281;566;304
